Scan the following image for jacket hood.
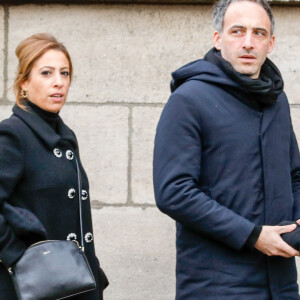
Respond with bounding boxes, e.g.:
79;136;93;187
171;59;240;93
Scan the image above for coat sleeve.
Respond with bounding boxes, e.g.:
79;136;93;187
0;121;27;267
153;93;255;251
290;128;300;220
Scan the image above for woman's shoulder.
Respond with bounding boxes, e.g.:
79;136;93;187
0;114;28;153
0;113;23;131
0;110;30;131
0;111;34;149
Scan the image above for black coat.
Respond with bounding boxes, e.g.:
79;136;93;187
153;60;300;299
0;105;108;300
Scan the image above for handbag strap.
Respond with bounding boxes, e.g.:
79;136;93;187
75;158;85;252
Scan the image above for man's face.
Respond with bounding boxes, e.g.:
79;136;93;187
213;1;275;79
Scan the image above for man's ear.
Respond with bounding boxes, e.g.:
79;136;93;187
213;31;222;50
267;35;275;54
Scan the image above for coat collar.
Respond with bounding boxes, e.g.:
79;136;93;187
12;105;77;150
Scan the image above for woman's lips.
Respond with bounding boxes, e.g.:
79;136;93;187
50;93;64;101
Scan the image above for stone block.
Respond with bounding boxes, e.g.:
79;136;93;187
290;107;300;142
297;257;300;285
296;257;300;286
0;105;13;121
92;207;175;300
0;8;4;99
132;106;163;204
270;8;300;104
8;5;212;104
60;105;128;204
7;5;300;105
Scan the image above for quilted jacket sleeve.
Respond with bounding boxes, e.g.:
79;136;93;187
153;93;255;251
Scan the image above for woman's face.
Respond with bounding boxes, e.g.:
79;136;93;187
21;49;71;113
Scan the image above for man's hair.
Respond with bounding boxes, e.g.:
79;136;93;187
213;0;275;35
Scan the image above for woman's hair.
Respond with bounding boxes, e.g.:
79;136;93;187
14;33;73;108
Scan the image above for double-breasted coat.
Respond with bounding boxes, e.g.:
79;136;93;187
153;60;300;299
0;104;108;300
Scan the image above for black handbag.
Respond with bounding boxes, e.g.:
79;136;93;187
7;158;96;300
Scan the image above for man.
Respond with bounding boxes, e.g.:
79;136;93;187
153;0;300;299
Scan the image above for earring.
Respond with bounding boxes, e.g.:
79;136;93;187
20;89;28;99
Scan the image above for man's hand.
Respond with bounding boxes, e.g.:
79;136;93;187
255;224;300;257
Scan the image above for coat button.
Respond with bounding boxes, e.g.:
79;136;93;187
66;150;74;160
53;148;62;158
84;232;93;243
66;233;77;241
81;190;88;201
68;188;76;199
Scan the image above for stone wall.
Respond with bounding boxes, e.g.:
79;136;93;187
0;4;300;299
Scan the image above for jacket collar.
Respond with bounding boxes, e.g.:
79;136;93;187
12;105;77;150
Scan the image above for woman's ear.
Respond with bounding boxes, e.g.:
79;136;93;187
20;80;28;91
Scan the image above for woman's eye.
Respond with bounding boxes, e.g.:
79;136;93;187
62;71;70;76
41;70;51;76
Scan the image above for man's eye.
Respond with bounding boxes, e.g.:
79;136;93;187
255;31;266;36
232;30;242;34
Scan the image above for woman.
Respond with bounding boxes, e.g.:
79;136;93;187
0;33;108;300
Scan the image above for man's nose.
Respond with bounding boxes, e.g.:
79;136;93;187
242;32;254;50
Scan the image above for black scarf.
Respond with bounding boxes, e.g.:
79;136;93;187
204;48;284;111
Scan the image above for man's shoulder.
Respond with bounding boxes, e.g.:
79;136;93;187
169;76;233;111
277;91;291;109
277;91;288;102
172;78;221;99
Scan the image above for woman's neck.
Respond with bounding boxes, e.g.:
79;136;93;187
26;100;60;131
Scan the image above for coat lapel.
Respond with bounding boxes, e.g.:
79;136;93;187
12;105;77;150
